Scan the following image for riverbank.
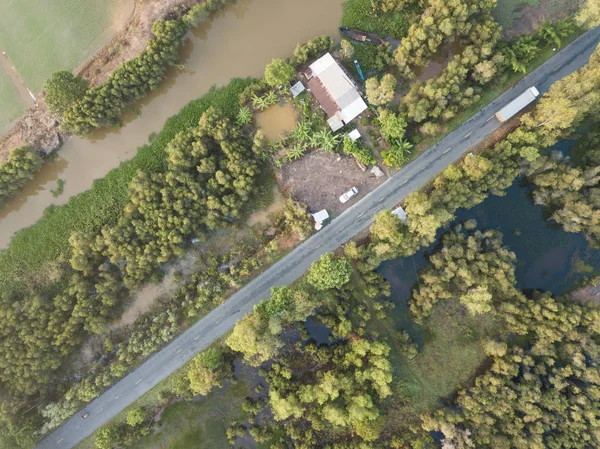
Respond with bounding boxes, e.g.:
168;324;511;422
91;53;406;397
0;0;200;164
0;0;345;248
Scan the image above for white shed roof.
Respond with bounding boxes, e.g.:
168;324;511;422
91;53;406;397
312;209;330;223
290;81;305;97
392;206;407;221
348;129;361;141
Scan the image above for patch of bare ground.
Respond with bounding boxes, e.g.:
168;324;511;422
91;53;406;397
504;0;581;39
279;150;387;216
569;278;600;304
0;0;201;163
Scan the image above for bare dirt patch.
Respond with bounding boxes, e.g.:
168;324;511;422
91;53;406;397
279;150;387;215
569;278;600;305
0;0;200;164
502;0;581;39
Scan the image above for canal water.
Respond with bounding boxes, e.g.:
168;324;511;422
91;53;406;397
379;141;600;336
0;0;345;248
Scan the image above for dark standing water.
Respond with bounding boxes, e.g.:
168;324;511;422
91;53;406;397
379;140;600;318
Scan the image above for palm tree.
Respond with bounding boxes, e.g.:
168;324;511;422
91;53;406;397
265;90;278;106
293;121;311;143
236;106;253;125
288;144;306;160
394;138;414;155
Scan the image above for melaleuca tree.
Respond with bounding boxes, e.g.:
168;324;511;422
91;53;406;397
424;293;600;449
61;19;188;135
44;70;89;117
0;146;43;208
394;0;498;77
410;229;518;321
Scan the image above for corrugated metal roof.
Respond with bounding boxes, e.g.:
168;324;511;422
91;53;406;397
340;97;367;123
308;53;367;128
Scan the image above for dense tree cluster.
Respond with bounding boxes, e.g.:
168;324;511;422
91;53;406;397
44;71;89;117
576;0;600;28
60;19;188;135
393;0;498;78
424;292;600;449
365;73;397;106
363;43;600;270
264;59;296;87
410;229;517;321
187;347;233;396
266;337;392;444
0;146;43;209
291;36;335;66
401;19;503;126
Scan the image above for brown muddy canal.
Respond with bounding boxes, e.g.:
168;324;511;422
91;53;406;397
0;0;344;248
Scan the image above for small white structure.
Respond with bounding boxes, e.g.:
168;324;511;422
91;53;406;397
312;209;330;231
371;166;384;178
392;206;407;221
305;53;368;132
290;81;306;98
348;129;361;141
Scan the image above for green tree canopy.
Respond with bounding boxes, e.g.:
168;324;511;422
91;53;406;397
264;58;296;87
44;71;89;117
307;253;352;291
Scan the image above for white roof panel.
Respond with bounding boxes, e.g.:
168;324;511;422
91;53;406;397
340;97;367;123
327;115;344;132
312;209;330;222
309;53;336;76
318;64;353;100
348;129;361;141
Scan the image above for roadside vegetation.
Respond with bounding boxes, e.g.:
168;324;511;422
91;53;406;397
79;32;600;449
2;0;600;447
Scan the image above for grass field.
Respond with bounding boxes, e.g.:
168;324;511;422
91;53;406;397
0;0;133;93
493;0;535;30
0;68;24;135
0;78;254;288
341;0;410;38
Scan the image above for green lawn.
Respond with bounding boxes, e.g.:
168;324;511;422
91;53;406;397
0;0;132;93
0;78;254;288
493;0;534;30
0;68;24;135
341;0;410;39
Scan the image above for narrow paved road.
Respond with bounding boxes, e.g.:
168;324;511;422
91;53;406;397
38;27;600;449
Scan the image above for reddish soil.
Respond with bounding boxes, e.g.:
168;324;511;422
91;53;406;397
0;0;200;164
504;0;581;39
279;150;387;216
569;279;600;305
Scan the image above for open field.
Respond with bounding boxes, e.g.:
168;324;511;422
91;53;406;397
0;0;134;93
494;0;579;38
340;0;410;38
0;68;24;135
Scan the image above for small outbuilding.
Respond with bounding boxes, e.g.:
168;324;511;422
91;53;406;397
304;53;368;132
312;209;330;231
392;206;407;221
348;129;361;141
290;81;306;98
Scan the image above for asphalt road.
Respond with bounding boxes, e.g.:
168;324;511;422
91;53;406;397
38;27;600;449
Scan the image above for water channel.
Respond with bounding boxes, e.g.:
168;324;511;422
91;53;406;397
379;140;600;344
0;0;345;248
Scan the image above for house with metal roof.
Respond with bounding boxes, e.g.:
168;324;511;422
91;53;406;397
304;53;368;132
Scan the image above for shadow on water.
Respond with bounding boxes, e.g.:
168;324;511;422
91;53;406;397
379;139;600;340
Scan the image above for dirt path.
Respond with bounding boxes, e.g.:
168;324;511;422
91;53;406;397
0;47;36;109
